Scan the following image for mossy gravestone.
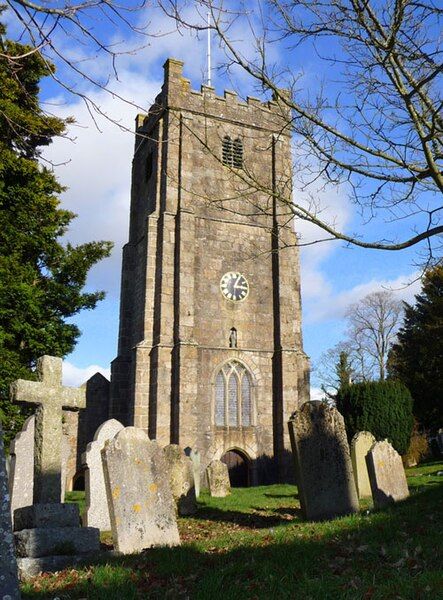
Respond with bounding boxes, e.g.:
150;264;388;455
207;460;231;497
0;422;20;600
288;401;359;521
163;445;197;516
102;427;180;554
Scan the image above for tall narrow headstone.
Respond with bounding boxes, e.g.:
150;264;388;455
10;356;86;503
351;431;376;498
163;445;197;515
9;416;35;515
102;427;180;554
366;440;409;509
288;401;359;521
0;422;21;599
190;449;201;499
82;419;124;530
207;460;231;497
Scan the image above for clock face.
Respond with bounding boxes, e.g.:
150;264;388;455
220;272;249;302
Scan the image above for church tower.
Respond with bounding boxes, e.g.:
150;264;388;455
110;59;310;483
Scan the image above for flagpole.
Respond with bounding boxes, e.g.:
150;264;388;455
207;11;211;86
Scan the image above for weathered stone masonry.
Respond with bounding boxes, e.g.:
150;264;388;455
110;58;310;483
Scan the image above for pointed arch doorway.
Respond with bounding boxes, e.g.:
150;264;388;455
221;449;250;487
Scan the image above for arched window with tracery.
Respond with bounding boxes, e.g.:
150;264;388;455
213;361;253;427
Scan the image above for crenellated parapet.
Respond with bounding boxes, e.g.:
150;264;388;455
135;58;292;136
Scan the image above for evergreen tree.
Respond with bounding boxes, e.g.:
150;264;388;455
0;22;112;446
389;265;443;431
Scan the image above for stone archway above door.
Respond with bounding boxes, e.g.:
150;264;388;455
221;449;250;487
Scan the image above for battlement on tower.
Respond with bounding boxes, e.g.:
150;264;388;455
135;58;292;136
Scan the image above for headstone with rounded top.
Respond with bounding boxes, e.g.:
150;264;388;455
163;444;197;515
102;427;180;554
288;401;359;521
207;460;231;497
82;419;124;530
365;440;409;509
351;431;376;498
0;422;21;599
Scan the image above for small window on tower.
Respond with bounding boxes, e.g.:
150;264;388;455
145;151;154;182
233;138;243;168
222;136;233;166
229;328;237;348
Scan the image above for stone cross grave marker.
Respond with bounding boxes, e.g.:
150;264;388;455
164;444;197;516
102;427;180;554
366;440;409;509
207;460;231;497
0;422;21;600
82;419;124;530
288;401;359;521
351;431;376;499
10;355;85;504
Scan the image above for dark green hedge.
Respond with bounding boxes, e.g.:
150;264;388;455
336;380;414;455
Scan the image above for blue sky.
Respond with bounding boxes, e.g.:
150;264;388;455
5;2;430;395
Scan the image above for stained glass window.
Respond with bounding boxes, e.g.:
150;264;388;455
228;374;238;426
214;361;253;427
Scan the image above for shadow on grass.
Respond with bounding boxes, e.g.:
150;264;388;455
22;479;443;600
187;505;302;529
263;492;299;499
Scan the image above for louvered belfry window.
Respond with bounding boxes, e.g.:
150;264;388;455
214;361;252;427
222;136;243;168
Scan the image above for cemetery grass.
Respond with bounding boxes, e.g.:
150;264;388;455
22;461;443;600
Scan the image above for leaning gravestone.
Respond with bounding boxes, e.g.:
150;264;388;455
366;440;409;509
82;419;124;530
102;427;180;554
351;431;376;498
207;460;231;497
10;356;100;578
0;422;21;599
164;445;197;516
288;401;359;521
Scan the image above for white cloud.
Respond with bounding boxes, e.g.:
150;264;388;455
310;387;326;401
305;271;421;324
63;361;110;387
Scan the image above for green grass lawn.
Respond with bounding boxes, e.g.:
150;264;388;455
22;461;443;599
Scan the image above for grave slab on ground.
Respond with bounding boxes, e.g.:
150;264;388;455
288;401;359;521
207;460;231;497
102;427;180;554
351;431;376;498
366;440;409;509
10;356;100;579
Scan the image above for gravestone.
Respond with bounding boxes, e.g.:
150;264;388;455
10;356;100;578
0;422;21;599
82;419;124;530
190;449;201;498
9;417;70;515
351;431;376;498
207;460;231;497
10;420;70;508
102;427;180;554
163;445;197;516
366;440;409;509
288;401;359;521
9;416;34;515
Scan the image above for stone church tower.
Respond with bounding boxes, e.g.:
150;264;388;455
110;59;310;484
